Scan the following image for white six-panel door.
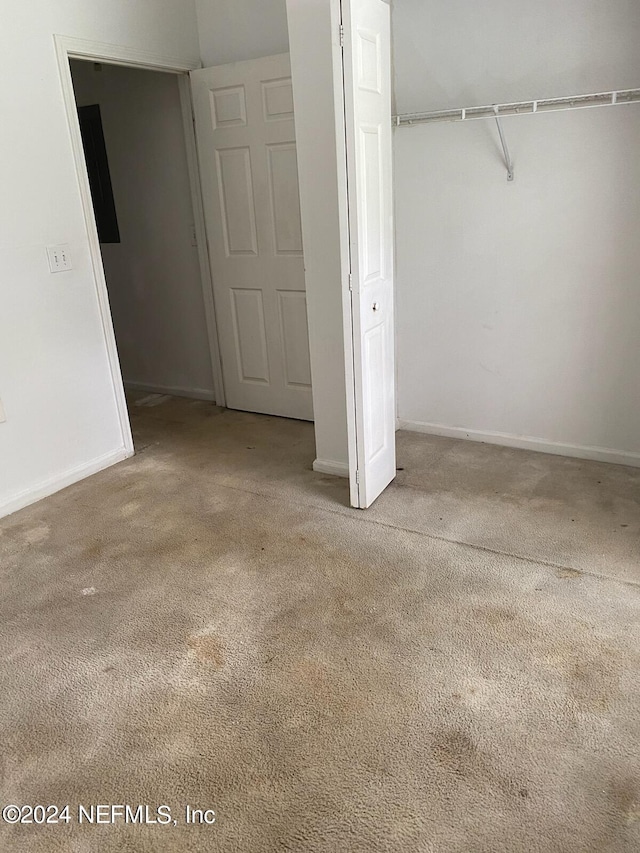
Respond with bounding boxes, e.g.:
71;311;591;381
190;55;313;420
342;0;396;507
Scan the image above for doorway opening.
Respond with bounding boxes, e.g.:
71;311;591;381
56;33;226;462
69;58;218;433
60;38;315;470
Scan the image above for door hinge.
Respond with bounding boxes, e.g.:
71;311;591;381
339;24;345;48
348;272;353;291
355;470;360;485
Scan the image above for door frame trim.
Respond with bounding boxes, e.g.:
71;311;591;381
53;34;226;449
336;0;361;507
177;73;226;407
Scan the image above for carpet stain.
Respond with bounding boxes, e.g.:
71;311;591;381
296;658;328;688
120;500;141;517
627;807;640;826
608;778;640;830
432;728;522;797
473;605;516;625
557;567;582;579
432;728;480;775
24;524;50;545
569;656;620;710
188;633;225;668
83;540;104;560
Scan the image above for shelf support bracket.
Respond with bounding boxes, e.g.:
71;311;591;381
494;107;514;181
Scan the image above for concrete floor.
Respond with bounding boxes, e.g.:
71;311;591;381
0;394;639;852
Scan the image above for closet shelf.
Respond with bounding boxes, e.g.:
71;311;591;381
393;88;640;182
393;88;640;128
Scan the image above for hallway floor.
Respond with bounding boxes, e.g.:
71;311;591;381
1;395;639;852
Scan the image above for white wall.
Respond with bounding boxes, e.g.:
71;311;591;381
393;0;640;463
196;0;289;66
0;0;200;517
70;61;215;400
393;0;640;115
287;0;350;473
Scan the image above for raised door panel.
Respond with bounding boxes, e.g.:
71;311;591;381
210;86;247;129
215;147;258;256
267;143;304;256
230;288;270;385
360;125;384;283
363;322;387;461
262;78;295;122
278;291;312;388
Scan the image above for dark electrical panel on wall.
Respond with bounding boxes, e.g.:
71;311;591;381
77;104;121;243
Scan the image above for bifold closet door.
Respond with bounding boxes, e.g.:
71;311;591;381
342;0;396;507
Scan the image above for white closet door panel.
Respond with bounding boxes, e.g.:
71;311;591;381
343;0;396;507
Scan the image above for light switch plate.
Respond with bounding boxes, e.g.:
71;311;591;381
46;244;73;273
0;398;6;424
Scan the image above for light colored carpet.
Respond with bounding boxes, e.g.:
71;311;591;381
0;395;639;852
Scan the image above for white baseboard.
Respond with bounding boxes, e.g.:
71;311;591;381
0;447;133;520
124;381;215;402
397;419;640;469
313;458;349;478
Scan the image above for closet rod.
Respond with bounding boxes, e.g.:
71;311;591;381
393;88;640;127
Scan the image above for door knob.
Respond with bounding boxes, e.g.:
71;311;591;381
372;302;379;311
